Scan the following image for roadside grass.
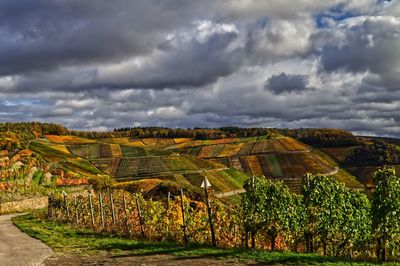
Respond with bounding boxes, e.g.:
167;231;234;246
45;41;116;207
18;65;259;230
12;212;387;265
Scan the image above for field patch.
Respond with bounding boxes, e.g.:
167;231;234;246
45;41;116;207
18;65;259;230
30;141;73;160
44;135;95;144
68;144;122;159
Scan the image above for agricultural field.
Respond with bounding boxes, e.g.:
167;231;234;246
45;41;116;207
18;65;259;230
211;151;336;179
1;130;369;198
114;167;250;196
119;145;149;157
184;169;248;193
111;154;222;180
30;140;73;160
44;135;96;144
30;136;248;197
90;158;120;176
183;137;309;159
68;143;122;159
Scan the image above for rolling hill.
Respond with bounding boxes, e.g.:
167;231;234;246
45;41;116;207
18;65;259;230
1;123;383;201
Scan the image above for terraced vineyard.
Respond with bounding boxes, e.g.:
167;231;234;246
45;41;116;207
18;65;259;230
39;134;364;194
68;143;122;159
101;154;222;180
176;136;364;192
209;152;334;178
184;137;309;158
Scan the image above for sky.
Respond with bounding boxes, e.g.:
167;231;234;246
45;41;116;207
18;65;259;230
0;0;400;136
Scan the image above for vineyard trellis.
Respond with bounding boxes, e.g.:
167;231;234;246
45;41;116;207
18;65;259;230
47;187;243;247
46;168;400;262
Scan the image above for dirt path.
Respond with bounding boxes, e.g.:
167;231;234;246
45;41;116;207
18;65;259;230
44;252;249;266
0;214;53;266
215;189;246;198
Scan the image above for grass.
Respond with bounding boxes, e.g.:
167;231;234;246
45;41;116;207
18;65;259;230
266;154;284;176
12;212;387;265
30;141;73;159
62;158;102;175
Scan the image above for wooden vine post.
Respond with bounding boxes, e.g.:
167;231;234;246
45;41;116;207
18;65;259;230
166;191;171;235
109;189;116;226
251;176;255;249
304;173;313;253
88;191;95;228
135;196;145;238
47;193;54;218
167;191;171;210
62;191;70;222
78;197;83;225
180;189;188;244
99;191;105;228
123;194;129;234
202;177;216;247
74;196;79;225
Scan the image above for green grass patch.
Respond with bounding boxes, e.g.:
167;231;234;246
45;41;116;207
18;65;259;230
120;145;149;157
12;213;383;265
224;168;250;185
331;169;365;190
30;141;73;159
32;170;43;185
63;158;102;175
266;154;284;176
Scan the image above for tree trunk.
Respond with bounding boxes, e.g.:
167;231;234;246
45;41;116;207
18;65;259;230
305;232;314;253
270;234;276;251
251;231;256;249
310;233;314;253
383;245;387;263
377;237;386;263
244;230;249;249
323;238;327;256
376;238;381;262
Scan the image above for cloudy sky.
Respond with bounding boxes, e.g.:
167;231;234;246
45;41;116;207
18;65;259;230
0;0;399;136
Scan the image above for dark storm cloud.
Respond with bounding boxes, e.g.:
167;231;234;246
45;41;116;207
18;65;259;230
0;0;213;76
266;73;309;94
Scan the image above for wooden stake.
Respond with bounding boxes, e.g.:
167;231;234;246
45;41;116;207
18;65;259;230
89;192;95;228
110;191;116;226
123;194;129;234
204;178;216;247
167;191;171;210
166;191;171;236
136;196;145;238
99;191;105;228
74;196;79;225
63;192;70;222
180;189;188;244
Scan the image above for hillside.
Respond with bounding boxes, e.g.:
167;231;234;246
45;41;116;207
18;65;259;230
35;135;248;197
170;136;363;193
321;137;400;189
0;124;383;199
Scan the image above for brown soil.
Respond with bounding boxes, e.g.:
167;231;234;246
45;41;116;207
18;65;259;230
44;251;257;266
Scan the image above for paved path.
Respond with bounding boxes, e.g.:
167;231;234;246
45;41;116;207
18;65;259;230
0;214;53;266
215;189;246;198
115;167;229;181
